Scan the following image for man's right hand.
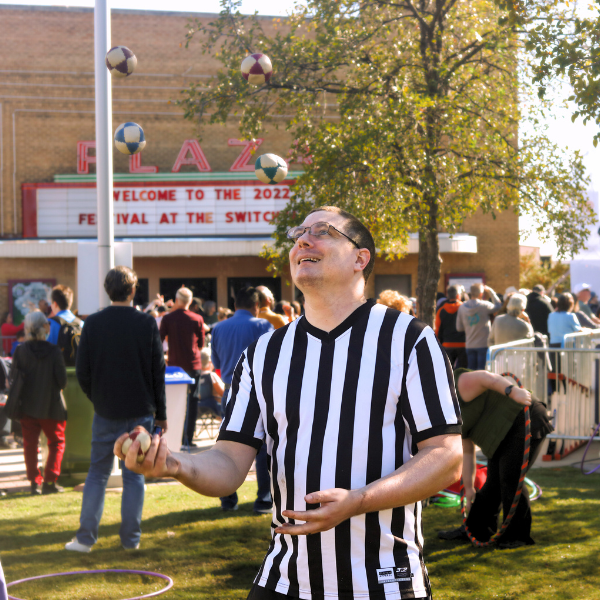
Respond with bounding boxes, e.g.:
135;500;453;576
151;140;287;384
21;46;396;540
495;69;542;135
114;428;181;479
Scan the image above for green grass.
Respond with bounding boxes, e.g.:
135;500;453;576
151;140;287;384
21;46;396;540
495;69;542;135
1;469;599;599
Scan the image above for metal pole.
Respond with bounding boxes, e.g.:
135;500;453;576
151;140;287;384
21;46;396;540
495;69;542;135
94;0;114;309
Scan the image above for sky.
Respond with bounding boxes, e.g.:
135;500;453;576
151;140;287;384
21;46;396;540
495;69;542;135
2;0;599;257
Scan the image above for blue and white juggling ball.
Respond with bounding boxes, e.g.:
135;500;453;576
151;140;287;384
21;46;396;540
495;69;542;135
106;46;137;78
114;122;146;155
255;153;288;184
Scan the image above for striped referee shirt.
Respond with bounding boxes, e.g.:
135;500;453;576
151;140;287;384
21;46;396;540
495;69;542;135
218;300;462;600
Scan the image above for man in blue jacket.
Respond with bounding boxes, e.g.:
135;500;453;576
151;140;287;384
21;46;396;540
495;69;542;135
211;286;273;513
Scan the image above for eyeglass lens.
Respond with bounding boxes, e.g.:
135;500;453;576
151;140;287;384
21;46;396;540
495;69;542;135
288;222;330;239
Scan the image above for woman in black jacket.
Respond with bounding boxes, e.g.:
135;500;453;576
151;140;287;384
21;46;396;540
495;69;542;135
11;310;67;495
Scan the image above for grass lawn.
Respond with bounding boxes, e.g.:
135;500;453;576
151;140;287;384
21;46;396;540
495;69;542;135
1;468;599;599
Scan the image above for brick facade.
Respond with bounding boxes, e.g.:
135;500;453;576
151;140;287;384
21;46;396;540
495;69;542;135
0;5;519;314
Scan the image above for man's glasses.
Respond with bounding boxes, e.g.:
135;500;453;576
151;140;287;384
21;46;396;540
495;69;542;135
286;222;361;249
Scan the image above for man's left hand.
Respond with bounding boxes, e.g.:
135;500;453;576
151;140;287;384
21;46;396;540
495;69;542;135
276;488;362;536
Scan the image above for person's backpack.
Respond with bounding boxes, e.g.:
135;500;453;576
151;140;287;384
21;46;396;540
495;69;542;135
51;315;83;366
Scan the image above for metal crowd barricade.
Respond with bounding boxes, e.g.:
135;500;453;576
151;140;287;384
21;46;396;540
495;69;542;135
486;338;547;402
487;341;600;461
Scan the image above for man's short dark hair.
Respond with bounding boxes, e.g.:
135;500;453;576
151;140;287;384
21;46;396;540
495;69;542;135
104;266;138;302
51;285;74;311
307;206;376;281
235;287;259;310
446;285;459;300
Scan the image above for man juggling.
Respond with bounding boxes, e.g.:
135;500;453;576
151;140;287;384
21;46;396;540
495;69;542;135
116;206;463;600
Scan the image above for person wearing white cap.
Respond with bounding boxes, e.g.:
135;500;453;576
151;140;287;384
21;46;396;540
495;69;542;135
573;283;600;326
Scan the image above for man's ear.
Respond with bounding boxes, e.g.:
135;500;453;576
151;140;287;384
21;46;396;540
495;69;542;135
354;248;370;274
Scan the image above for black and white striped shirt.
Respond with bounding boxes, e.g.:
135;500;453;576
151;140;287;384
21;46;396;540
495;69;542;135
218;300;462;600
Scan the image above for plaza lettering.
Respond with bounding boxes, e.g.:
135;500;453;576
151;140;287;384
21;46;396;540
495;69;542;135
113;189;175;201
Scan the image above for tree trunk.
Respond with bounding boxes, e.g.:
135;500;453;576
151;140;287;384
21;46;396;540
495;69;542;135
416;219;442;328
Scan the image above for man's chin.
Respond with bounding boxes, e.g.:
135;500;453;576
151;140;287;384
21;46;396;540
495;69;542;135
293;272;324;291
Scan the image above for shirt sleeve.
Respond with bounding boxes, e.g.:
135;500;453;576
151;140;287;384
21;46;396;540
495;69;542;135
399;319;462;444
211;327;221;369
75;322;92;399
217;341;264;451
455;307;465;332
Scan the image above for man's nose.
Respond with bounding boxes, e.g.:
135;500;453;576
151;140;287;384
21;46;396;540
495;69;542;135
297;230;313;247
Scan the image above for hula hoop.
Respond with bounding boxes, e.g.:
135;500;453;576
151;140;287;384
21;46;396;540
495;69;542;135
460;372;531;548
580;422;600;475
6;569;174;600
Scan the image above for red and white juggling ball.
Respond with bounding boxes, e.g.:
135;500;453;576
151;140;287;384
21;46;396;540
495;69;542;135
241;53;273;86
121;429;152;463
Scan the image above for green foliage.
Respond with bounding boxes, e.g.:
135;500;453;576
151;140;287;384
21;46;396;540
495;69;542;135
180;0;593;325
507;0;600;145
519;252;570;292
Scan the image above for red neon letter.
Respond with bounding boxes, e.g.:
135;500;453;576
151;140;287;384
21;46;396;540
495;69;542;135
129;153;158;174
77;141;96;175
172;140;211;172
228;138;264;172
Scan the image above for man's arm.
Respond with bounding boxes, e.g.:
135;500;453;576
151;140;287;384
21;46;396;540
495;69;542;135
150;320;167;430
75;323;92;399
484;286;502;312
455;307;465;332
456;369;532;405
276;434;462;536
116;436;256;497
461;438;477;511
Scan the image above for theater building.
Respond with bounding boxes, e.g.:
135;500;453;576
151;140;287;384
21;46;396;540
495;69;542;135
0;5;520;315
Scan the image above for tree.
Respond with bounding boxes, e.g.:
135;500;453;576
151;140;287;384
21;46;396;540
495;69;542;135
501;0;600;145
181;0;593;326
519;252;570;293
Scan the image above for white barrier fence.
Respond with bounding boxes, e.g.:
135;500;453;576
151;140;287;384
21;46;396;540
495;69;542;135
486;336;600;460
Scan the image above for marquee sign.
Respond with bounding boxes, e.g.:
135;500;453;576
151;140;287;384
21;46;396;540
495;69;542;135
22;180;293;238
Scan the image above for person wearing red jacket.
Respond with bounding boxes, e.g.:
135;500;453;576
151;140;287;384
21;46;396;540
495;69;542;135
1;312;24;357
435;285;467;369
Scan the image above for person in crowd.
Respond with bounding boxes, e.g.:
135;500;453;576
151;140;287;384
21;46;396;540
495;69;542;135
47;285;79;345
438;368;553;548
291;299;302;319
256;286;287;329
1;312;24;357
217;307;233;321
38;298;52;317
117;206;462;600
210;286;273;513
488;293;534;346
159;287;205;448
66;266;166;553
11;310;67;495
435;284;467;368
589;291;600;317
196;347;225;420
456;283;502;370
10;330;25;357
377;289;411;313
547;293;583;348
189;297;206;319
203;301;219;329
572;298;598;329
573;283;600;326
525;284;553;336
273;300;292;323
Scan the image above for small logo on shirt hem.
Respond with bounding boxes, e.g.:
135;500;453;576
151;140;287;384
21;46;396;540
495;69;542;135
376;567;413;584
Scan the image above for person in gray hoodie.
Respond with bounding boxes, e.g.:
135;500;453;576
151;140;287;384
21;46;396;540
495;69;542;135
456;283;502;370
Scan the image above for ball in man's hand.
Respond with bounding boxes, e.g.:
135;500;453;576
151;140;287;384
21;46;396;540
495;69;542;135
121;429;152;463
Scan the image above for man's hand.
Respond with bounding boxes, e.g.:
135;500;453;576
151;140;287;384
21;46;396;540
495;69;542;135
114;427;180;479
508;387;531;406
464;485;476;513
275;488;362;536
154;419;168;434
